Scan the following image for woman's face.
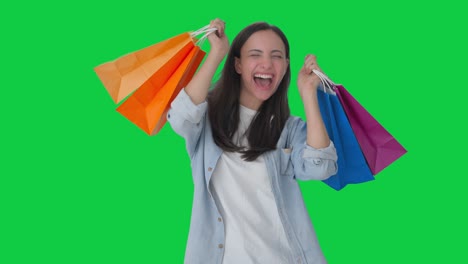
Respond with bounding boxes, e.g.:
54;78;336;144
235;30;289;110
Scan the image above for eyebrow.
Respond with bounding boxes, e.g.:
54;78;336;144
248;49;284;54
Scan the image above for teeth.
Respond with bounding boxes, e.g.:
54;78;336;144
254;74;273;79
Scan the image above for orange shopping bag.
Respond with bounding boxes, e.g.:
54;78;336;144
94;33;195;104
117;46;205;135
94;25;215;135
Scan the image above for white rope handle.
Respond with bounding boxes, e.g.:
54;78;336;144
190;25;217;46
312;69;336;95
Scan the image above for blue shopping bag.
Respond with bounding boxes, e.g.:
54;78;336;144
317;87;374;190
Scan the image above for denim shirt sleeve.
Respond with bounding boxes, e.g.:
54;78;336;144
289;118;338;181
166;88;207;158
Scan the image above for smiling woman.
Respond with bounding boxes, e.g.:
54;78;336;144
235;31;289;110
166;18;338;264
208;23;292;162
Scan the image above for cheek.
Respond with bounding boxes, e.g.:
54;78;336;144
241;64;256;79
237;62;248;75
274;61;287;72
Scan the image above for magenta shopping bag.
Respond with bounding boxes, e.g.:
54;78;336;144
317;88;374;190
334;85;407;175
312;70;407;176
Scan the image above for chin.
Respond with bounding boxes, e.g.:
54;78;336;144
254;91;275;102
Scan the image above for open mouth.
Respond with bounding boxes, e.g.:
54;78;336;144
253;73;273;90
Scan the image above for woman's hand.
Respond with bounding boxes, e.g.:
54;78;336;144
184;18;229;104
207;18;229;63
297;54;322;97
296;54;331;149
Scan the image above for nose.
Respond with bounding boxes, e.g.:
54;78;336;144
259;56;273;69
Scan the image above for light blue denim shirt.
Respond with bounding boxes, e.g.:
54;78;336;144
167;89;338;264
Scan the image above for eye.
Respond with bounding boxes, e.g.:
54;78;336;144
250;54;260;57
272;55;283;59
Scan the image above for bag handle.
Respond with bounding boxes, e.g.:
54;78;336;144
312;69;336;95
190;25;218;46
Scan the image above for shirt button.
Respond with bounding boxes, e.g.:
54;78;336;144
218;244;224;249
208;167;213;172
313;159;322;165
218;217;222;222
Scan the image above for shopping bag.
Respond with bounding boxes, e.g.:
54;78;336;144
335;85;407;175
95;25;215;135
317;87;375;190
116;46;205;135
94;32;195;104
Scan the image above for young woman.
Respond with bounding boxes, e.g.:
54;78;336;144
167;18;338;264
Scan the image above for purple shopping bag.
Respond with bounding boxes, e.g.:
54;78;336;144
334;84;407;175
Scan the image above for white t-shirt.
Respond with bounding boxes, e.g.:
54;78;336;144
209;105;294;264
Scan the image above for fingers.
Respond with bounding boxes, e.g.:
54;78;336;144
304;54;320;74
210;18;226;37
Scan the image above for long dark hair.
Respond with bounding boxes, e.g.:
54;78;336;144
207;22;291;161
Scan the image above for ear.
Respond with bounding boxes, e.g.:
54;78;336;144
235;57;242;74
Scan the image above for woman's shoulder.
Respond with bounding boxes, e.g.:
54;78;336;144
280;115;306;141
285;115;305;129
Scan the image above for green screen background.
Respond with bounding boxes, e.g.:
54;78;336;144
2;0;467;263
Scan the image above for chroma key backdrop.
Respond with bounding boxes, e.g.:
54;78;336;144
1;0;467;263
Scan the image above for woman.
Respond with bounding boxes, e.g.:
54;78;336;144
167;18;338;264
